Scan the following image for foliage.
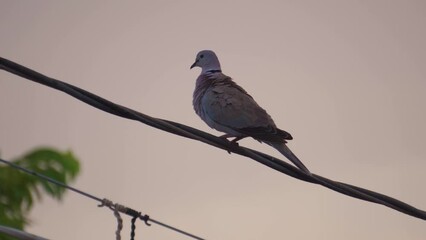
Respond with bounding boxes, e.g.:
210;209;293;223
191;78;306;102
0;147;80;239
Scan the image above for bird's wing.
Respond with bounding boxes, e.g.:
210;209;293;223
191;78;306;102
202;83;277;135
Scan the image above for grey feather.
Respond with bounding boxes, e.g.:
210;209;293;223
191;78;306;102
269;142;310;173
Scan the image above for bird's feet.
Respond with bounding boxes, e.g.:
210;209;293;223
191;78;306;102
219;134;245;154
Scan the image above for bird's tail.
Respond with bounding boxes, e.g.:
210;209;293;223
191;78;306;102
269;142;310;174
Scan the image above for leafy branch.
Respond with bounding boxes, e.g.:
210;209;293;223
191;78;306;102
0;148;80;234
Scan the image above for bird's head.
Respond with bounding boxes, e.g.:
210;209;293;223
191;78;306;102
190;50;222;74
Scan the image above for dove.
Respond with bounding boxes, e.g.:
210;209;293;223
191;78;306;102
191;50;310;174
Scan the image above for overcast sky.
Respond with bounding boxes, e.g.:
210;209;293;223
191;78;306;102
1;1;426;239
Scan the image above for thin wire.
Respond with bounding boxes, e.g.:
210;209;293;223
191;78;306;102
0;158;102;202
0;158;206;240
1;57;425;221
149;219;206;240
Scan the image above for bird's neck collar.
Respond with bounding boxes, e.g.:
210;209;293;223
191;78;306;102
206;69;221;73
203;69;222;74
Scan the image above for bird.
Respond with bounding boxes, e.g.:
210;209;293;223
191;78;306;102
190;50;310;174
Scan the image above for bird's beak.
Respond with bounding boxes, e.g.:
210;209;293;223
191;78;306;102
190;60;198;69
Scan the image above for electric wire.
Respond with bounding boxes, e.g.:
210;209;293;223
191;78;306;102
0;158;205;240
1;56;425;221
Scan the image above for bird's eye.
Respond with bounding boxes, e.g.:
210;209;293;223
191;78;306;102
200;54;204;59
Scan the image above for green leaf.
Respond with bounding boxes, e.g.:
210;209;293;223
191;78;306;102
0;147;81;232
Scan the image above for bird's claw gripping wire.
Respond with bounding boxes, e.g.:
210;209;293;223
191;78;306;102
220;135;246;154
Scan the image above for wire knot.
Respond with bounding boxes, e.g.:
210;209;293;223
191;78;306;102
98;198;114;208
140;214;151;226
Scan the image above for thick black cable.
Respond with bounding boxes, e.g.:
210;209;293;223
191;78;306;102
0;158;205;240
1;57;425;221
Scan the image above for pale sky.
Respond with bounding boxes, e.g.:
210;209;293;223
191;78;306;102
1;1;426;239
